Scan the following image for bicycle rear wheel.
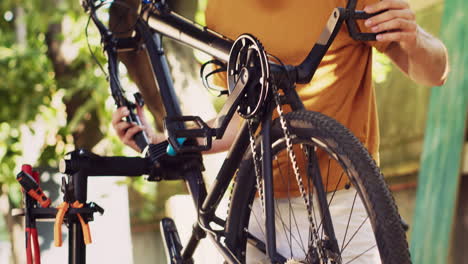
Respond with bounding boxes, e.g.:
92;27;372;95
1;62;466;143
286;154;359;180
225;110;410;263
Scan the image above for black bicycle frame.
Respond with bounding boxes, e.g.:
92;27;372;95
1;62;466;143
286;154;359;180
70;0;380;263
136;4;352;263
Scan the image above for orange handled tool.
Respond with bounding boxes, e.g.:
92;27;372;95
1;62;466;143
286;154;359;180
54;202;69;247
71;201;92;245
16;171;51;208
54;201;92;246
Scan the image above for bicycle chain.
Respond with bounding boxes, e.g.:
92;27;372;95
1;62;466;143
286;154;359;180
233;34;324;261
247;119;266;214
270;83;324;259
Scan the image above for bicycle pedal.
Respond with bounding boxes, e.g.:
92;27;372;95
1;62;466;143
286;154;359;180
160;218;183;264
165;115;216;153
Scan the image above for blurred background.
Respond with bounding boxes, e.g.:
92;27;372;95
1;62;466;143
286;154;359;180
0;0;466;263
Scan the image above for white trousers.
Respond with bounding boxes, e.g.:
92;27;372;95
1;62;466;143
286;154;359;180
246;188;381;263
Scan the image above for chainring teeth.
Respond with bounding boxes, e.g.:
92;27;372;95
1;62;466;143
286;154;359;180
227;34;270;119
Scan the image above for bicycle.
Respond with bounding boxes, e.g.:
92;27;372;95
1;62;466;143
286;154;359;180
16;0;411;263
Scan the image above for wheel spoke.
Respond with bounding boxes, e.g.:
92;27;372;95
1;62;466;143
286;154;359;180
341;190;359;252
317;171;345;231
249;202;266;241
341;216;370;252
273;203;308;256
327;171;346;207
226;112;409;263
345;245;377;264
275;156;308;256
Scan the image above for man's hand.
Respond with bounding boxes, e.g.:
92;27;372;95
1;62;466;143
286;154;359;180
112;106;164;152
363;0;448;86
364;0;417;50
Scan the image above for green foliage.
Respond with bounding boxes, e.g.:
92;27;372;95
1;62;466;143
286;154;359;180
0;0;110;204
0;0;188;236
372;49;392;84
195;0;208;26
0;45;56;124
0;7;57;201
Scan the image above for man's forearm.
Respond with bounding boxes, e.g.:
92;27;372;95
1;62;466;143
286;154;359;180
385;26;449;87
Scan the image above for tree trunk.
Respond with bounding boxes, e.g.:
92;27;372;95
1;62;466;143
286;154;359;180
14;7;26;50
45;9;103;150
2;6;30;264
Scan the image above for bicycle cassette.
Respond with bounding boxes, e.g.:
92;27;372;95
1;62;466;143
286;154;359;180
227;34;270;119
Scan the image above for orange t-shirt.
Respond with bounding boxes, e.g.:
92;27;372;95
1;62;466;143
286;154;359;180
205;0;390;196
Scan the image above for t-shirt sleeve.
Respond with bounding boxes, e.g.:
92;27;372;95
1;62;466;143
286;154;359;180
355;0;392;53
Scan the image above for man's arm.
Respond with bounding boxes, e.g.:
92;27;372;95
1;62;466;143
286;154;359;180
364;0;449;86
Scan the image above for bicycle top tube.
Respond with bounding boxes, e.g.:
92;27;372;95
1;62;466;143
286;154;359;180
140;0;377;86
140;4;232;61
84;0;376;87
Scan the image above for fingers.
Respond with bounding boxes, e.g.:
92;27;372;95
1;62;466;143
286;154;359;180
367;16;417;33
364;0;409;14
114;121;133;139
112;106;143;152
365;9;415;29
375;31;417;43
112;107;130;138
112;107;130;127
122;125;143;146
363;0;417;45
112;106;158;152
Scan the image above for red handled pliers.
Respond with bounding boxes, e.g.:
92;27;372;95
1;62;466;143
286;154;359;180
25;206;41;264
19;165;46;264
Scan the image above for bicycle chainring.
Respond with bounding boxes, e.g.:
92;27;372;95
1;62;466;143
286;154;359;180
227;34;269;119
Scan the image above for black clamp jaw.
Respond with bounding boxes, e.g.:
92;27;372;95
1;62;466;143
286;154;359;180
60;148;201;183
145;141;204;182
13;203;105;222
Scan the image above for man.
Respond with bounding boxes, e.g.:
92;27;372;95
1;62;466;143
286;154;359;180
112;0;448;262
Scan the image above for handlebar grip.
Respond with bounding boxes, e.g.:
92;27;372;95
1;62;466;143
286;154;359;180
125;108;149;152
60;151;151;176
134;130;149;152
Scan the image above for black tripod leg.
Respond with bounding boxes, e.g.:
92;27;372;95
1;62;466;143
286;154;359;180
69;170;88;264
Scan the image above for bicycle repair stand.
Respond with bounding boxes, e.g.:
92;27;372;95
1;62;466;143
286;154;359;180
14;143;199;264
13;162;105;264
